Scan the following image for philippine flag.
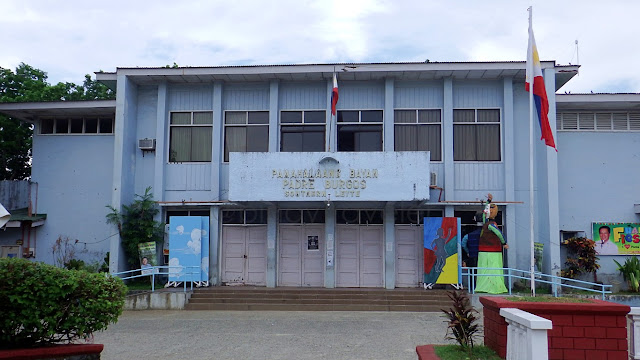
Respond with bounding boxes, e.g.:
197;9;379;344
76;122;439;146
526;20;557;151
331;73;339;116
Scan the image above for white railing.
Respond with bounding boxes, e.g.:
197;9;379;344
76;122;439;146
500;308;552;360
629;307;640;360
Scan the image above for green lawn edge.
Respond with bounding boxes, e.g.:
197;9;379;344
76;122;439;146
434;345;502;360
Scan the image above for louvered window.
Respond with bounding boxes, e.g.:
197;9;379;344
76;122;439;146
558;111;640;131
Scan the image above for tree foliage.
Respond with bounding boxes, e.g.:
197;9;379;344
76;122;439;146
106;186;164;268
0;63;116;180
0;258;125;349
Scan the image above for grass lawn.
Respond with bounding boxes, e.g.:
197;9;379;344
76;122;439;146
434;345;501;360
504;295;592;303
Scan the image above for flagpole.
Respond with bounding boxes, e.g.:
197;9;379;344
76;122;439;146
528;6;536;297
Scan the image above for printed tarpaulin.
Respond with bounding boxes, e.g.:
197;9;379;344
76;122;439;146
423;217;461;285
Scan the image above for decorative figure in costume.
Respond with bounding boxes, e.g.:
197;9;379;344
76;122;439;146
474;194;509;294
431;227;454;273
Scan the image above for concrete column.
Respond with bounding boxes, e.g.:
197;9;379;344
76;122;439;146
443;78;454;201
503;77;516;270
266;205;277;287
109;74;138;273
324;206;336;288
384;202;395;289
544;67;562;290
209;206;220;285
153;82;167;203
269;80;279;152
384;78;394;151
211;82;223;197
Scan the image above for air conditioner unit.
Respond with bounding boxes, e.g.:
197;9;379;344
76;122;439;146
138;138;156;150
430;172;437;186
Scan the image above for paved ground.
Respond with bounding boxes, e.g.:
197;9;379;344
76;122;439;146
93;310;456;360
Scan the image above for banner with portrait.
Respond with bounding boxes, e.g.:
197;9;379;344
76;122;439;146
593;222;640;255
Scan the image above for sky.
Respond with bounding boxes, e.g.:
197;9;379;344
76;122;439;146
1;0;638;94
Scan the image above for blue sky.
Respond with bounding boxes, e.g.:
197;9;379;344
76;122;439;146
1;0;638;93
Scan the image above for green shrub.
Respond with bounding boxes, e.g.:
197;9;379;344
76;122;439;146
0;258;126;349
614;256;640;292
441;291;481;356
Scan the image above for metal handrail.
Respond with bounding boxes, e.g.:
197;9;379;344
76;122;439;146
111;265;201;292
462;267;613;300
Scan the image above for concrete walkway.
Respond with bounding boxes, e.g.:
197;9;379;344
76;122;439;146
93;310;455;360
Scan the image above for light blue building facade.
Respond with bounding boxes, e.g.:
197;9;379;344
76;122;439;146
2;61;636;289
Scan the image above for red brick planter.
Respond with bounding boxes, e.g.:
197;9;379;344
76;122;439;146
0;344;104;360
480;296;630;360
416;344;438;360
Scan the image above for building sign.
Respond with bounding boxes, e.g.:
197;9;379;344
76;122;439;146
593;222;640;255
229;152;430;202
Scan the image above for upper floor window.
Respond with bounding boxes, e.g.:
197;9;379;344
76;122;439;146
169;111;212;162
453;109;501;161
224;111;269;162
40;117;114;135
280;110;326;152
557;111;640;131
394;109;442;161
337;110;383;151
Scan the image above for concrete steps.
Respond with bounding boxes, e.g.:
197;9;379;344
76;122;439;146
184;286;454;312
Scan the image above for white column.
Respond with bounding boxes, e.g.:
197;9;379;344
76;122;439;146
629;307;640;359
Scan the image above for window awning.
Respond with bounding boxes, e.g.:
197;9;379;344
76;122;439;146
4;208;47;228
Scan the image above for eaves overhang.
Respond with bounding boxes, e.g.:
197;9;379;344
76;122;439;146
557;93;640;111
0;100;116;122
95;61;578;92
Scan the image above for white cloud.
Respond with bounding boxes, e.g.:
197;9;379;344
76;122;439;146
187;228;202;254
1;0;639;93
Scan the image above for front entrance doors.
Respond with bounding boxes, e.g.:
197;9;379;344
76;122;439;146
336;225;384;287
222;226;267;285
278;224;325;287
395;226;423;287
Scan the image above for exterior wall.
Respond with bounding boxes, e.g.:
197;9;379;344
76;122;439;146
558;131;640;280
30;132;115;265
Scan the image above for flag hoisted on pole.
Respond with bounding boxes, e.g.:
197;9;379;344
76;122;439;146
525;6;553;297
331;73;339;116
328;72;339;152
526;10;556;151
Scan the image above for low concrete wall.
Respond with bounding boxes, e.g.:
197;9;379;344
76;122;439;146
124;291;192;310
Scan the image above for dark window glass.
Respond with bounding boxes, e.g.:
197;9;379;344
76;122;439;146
281;125;325;152
70;118;83;133
361;110;383;123
337;111;359;122
394;110;415;123
303;209;325;224
305;111;325;123
222;211;244;224
419;209;444;220
190;210;210;217
478;109;500;123
337;124;382;151
418;110;440;123
41;119;54;134
337;210;359;224
281;111;302;123
360;210;383;224
248;111;269;124
99;118;113;133
453;124;500;161
246;126;269;152
245;210;268;224
453;109;475;123
394;210;418;225
55;119;69;133
85;118;98;133
280;210;302;224
166;210;189;222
